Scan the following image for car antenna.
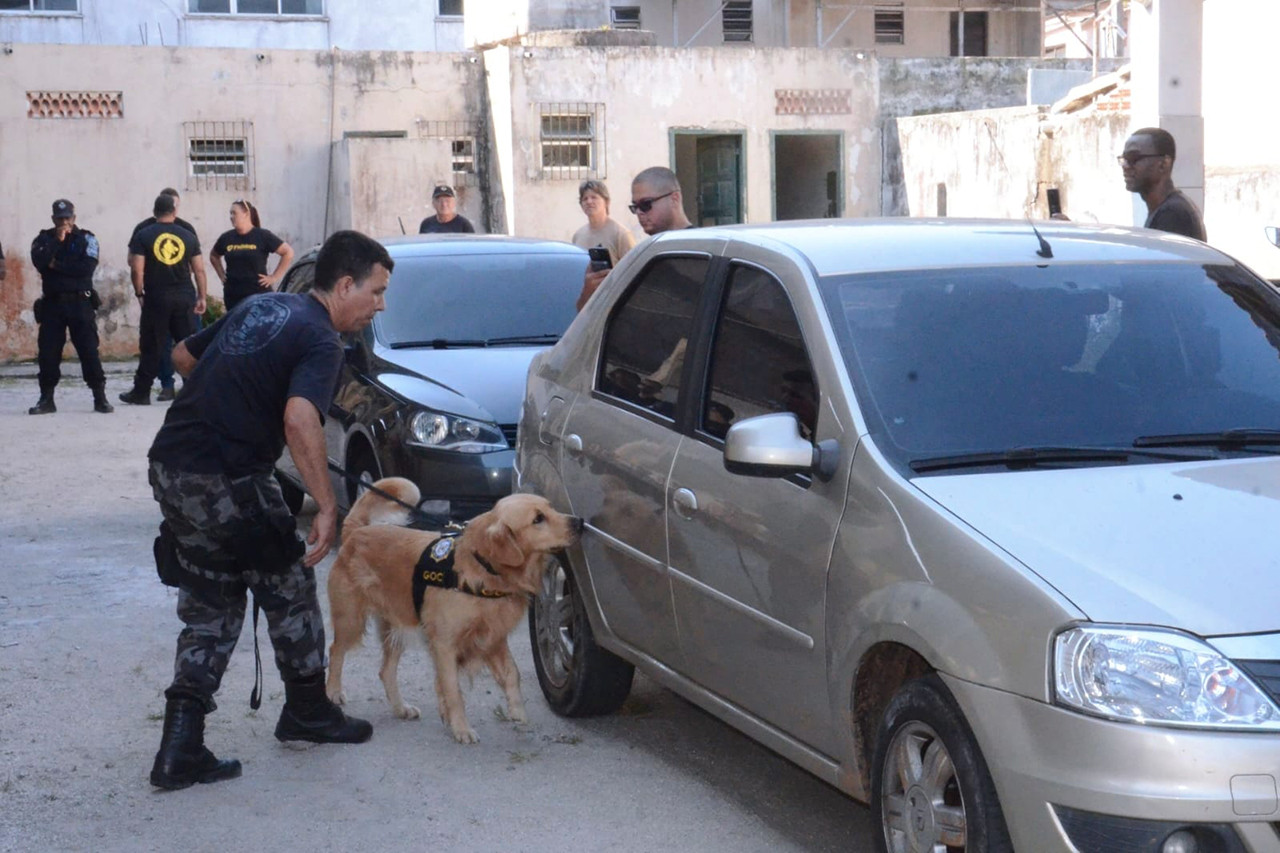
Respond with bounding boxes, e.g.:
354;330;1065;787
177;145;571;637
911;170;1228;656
398;216;407;235
1028;219;1053;259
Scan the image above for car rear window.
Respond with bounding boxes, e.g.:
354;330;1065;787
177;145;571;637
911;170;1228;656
822;262;1280;469
375;252;584;345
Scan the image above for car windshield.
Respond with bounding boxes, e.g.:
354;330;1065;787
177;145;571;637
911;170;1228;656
375;251;583;346
820;261;1280;472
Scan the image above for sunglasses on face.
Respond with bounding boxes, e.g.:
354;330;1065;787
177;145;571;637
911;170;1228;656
629;191;674;214
1117;153;1164;167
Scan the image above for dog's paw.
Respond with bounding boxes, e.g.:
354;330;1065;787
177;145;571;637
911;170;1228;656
394;704;421;720
507;704;528;724
451;725;479;744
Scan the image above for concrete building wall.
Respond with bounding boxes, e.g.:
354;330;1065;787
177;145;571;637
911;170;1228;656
789;0;1041;55
0;43;481;360
0;0;465;51
476;1;787;48
485;44;881;243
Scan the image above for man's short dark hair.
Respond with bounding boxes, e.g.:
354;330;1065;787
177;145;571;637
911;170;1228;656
160;187;180;199
153;194;176;217
1132;127;1176;159
632;166;682;195
314;230;394;293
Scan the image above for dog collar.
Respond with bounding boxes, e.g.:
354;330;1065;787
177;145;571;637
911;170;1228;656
412;533;510;616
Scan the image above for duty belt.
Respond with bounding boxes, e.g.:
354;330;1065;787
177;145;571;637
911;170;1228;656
412;532;510;616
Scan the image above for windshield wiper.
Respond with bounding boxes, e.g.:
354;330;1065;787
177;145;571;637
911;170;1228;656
484;334;561;346
909;445;1209;474
1133;429;1280;450
388;338;487;350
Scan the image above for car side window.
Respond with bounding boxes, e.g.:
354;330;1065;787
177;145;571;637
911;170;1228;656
702;264;818;441
598;256;709;419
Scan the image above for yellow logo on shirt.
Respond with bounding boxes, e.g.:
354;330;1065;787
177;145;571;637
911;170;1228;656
153;234;186;266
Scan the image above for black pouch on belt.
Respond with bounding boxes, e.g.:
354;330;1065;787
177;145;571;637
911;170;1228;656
228;476;306;573
153;520;183;587
89;289;102;311
32;297;44;324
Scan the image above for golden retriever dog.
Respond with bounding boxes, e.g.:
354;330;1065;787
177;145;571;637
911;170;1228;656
325;478;582;743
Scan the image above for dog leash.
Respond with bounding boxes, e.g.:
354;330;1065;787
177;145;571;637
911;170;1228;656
324;461;451;529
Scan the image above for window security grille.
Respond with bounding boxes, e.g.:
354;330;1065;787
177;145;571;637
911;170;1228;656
539;104;605;179
187;0;323;14
875;5;905;45
183;121;255;191
722;1;752;43
0;1;78;11
420;120;478;186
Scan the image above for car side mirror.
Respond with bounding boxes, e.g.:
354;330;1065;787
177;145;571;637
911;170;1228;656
1266;226;1280;248
722;412;838;481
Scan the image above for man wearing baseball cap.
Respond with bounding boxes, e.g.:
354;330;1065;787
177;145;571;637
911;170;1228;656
28;198;113;415
417;184;476;234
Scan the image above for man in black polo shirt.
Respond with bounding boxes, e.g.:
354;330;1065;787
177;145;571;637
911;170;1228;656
121;194;207;406
418;184;476;234
146;230;393;790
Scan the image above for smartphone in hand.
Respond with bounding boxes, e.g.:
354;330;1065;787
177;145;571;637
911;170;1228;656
588;247;613;273
1046;187;1062;218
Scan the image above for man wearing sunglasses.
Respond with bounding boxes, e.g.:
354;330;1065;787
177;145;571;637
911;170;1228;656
1119;127;1206;242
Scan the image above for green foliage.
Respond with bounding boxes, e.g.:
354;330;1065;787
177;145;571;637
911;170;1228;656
202;295;226;328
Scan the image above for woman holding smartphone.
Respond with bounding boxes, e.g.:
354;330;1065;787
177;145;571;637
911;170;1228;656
572;180;635;312
210;200;295;313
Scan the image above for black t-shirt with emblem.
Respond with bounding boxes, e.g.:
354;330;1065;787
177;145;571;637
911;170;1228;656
148;293;343;476
131;216;198;244
213;227;285;301
128;222;201;291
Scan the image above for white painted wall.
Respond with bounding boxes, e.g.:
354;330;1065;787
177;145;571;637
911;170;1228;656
0;0;464;51
789;0;1040;55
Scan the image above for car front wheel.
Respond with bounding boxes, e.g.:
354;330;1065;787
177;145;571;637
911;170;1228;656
529;553;634;716
872;674;1013;853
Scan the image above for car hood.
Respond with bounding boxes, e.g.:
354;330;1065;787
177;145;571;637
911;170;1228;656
375;345;545;424
912;457;1280;637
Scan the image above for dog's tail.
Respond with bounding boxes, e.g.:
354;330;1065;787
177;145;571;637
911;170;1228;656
343;477;421;532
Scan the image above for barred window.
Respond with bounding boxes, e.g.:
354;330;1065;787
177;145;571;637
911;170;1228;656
0;1;78;11
539;104;605;180
610;6;639;29
722;1;752;43
188;0;323;14
184;120;254;191
420;119;478;186
875;4;905;45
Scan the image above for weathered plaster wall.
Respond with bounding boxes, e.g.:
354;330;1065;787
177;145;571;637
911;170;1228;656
0;43;480;361
789;0;1041;55
490;45;880;243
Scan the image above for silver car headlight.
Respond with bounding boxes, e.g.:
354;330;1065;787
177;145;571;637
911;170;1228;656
408;411;507;453
1054;625;1280;730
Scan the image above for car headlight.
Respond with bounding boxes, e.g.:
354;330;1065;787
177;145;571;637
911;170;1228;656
1054;625;1280;730
407;411;506;453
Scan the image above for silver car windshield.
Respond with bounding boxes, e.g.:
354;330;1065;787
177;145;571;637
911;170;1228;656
822;262;1280;471
375;253;584;347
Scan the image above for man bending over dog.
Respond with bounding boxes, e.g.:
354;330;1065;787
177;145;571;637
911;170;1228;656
145;229;393;789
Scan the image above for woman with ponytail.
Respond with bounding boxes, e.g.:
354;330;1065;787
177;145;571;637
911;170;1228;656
210;199;294;312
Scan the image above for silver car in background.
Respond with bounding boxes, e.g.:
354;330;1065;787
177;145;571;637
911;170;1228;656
516;220;1280;852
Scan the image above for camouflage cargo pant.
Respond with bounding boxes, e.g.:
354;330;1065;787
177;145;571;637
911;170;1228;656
148;461;325;711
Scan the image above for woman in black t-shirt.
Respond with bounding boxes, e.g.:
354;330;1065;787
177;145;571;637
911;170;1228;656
210;200;295;312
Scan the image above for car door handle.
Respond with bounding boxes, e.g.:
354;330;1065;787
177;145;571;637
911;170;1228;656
671;487;698;518
564;433;583;455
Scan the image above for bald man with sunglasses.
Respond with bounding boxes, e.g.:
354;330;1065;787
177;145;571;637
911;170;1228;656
576;166;693;312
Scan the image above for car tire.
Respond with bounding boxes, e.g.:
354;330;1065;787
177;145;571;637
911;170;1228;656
871;674;1013;853
529;552;634;717
345;443;381;507
275;470;306;515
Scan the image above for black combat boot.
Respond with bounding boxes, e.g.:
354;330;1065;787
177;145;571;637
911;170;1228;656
274;673;373;744
118;387;150;406
28;391;55;415
91;384;114;414
149;697;242;790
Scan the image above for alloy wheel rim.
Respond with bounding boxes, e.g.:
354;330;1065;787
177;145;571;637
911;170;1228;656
533;556;575;689
881;721;968;853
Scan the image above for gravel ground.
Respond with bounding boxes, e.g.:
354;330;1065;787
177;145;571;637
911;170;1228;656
0;368;872;853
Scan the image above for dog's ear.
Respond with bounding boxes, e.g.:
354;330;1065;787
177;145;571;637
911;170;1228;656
482;520;525;568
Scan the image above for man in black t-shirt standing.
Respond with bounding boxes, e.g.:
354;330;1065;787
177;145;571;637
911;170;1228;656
120;194;207;406
130;187;198;401
146;230;393;790
418;184;476;234
1120;127;1207;242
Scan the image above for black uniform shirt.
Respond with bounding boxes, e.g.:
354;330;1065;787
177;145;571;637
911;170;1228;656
418;215;476;234
129;222;201;291
212;227;285;300
31;227;100;295
1146;190;1207;242
148;293;343;477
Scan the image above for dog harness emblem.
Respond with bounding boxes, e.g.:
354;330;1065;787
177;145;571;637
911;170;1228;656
412;533;510;617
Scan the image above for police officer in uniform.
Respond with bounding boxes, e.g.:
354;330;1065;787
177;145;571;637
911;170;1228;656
120;194;207;406
146;230;392;790
29;199;113;415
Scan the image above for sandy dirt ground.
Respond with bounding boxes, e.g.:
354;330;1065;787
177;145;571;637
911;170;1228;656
0;369;872;853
